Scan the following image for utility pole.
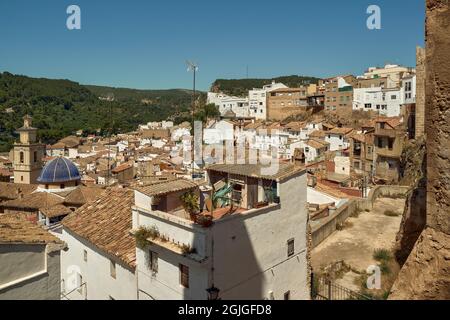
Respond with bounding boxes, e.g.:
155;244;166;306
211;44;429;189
186;61;198;181
106;93;114;186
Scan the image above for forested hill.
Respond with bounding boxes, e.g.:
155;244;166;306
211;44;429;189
211;75;321;97
0;72;195;152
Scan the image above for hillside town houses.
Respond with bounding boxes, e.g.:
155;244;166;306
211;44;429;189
0;59;420;300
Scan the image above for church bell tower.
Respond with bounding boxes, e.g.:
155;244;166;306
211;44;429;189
13;115;45;184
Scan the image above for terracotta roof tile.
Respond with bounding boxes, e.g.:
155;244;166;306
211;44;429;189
0;213;62;244
2;191;64;210
135;179;198;197
62;188;136;268
0;182;37;200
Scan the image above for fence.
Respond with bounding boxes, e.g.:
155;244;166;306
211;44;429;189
311;275;371;300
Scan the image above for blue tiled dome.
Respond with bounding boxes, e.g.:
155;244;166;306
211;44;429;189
37;157;81;184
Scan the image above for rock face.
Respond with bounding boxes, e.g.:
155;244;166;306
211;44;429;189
390;0;450;299
390;228;450;299
394;183;427;265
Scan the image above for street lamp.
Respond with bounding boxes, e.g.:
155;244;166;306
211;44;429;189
206;286;220;300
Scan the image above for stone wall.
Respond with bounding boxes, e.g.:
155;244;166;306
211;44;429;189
390;0;450;300
425;0;450;235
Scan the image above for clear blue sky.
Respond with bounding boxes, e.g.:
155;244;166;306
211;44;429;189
0;0;425;91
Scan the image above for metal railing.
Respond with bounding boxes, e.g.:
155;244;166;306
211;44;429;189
311;275;372;300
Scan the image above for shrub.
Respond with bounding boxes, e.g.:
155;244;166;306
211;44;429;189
380;261;391;275
180;244;197;255
134;225;159;248
384;210;400;217
373;248;392;262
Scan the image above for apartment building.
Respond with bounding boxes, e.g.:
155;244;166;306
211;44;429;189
363;64;415;88
323;75;356;113
353;87;405;117
133;164;309;300
267;87;308;121
355;76;395;89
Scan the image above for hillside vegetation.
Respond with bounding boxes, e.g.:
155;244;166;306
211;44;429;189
0;72;196;152
211;75;321;97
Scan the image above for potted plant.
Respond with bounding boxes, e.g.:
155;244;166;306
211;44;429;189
196;214;213;228
180;191;200;221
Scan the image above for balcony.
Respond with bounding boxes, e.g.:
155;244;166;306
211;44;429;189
374;128;397;138
376;147;402;158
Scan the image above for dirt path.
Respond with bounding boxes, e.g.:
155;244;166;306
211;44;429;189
311;197;405;273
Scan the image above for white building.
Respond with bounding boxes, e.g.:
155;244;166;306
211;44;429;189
207;92;250;118
203;120;235;145
334;156;351;176
301;139;330;164
0;214;64;300
133;165;310;300
248;88;267;120
324;128;353;151
61;188;137;300
353;86;405;117
402;74;416;104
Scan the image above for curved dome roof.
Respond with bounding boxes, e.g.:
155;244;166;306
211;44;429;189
37;157;81;184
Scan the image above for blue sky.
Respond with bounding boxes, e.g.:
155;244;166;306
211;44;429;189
0;0;425;91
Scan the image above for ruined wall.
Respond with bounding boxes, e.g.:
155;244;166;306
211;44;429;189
415;47;426;138
390;0;450;299
425;0;450;235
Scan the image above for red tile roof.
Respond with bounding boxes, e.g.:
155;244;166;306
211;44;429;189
62;188;136;269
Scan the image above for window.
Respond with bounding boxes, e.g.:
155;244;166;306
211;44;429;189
149;250;158;273
391;95;397;100
388;138;394;150
364;103;372;109
179;264;189;288
287;238;295;257
33;151;37;163
21;176;24;182
83;250;87;262
284;291;291;300
77;273;83;294
20;152;24;164
110;260;116;279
